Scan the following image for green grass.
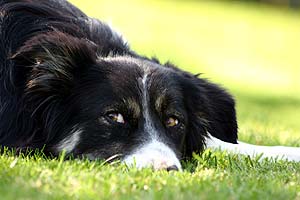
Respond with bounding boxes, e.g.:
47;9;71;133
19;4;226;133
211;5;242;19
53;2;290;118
1;1;300;199
1;149;300;200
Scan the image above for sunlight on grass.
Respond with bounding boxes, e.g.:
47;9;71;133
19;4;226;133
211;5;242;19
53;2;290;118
1;148;300;200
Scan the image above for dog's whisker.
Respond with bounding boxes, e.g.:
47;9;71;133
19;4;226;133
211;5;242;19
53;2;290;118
104;154;123;163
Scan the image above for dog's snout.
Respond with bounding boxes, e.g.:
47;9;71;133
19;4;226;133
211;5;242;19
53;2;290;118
123;141;182;171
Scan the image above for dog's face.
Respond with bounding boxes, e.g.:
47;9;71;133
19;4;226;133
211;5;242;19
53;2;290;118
14;31;237;171
66;57;189;170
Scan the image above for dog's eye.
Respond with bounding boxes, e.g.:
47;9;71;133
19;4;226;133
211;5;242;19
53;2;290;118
166;117;179;127
107;112;125;124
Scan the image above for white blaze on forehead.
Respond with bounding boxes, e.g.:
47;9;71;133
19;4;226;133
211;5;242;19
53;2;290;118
123;140;182;171
55;126;82;154
122;71;181;170
140;72;158;140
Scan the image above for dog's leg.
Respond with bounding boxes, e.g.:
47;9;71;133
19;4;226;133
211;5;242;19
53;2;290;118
205;133;300;162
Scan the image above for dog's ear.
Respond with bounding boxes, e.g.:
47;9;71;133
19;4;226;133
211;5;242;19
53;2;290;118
12;31;97;98
180;72;238;158
12;31;97;120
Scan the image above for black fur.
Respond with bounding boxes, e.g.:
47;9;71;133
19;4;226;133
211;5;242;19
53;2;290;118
0;0;237;161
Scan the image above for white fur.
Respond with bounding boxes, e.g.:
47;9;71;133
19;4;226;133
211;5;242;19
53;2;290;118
206;133;300;162
141;72;158;140
123;140;182;170
122;72;181;170
55;127;82;154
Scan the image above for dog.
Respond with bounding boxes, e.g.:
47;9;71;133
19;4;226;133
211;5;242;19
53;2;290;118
0;0;299;171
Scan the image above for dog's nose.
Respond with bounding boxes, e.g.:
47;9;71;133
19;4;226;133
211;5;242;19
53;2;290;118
153;161;180;171
166;165;179;171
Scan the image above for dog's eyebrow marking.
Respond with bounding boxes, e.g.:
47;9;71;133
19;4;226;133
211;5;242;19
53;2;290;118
55;126;82;154
124;98;140;118
155;89;167;112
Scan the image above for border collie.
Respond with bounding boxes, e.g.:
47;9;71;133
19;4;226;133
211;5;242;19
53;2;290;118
0;0;299;171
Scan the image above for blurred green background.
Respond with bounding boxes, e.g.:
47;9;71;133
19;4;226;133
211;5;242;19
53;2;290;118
69;0;300;146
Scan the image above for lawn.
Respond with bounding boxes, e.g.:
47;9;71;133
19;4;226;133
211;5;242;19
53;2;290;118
1;0;300;199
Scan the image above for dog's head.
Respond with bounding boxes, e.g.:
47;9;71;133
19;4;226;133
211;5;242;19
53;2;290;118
14;31;237;171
